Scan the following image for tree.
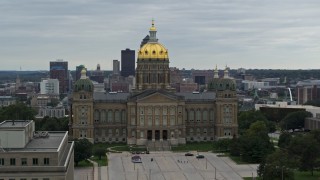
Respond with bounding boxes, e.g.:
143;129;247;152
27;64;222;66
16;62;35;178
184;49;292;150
280;111;312;131
93;147;106;160
0;103;36;122
35;116;69;131
278;132;292;148
258;149;296;180
239;121;274;163
238;110;275;135
74;138;93;166
288;132;320;176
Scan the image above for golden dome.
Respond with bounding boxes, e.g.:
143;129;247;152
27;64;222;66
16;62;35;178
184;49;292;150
138;43;169;60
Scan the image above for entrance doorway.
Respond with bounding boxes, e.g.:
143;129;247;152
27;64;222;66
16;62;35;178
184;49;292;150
155;130;160;140
147;130;152;140
163;130;168;140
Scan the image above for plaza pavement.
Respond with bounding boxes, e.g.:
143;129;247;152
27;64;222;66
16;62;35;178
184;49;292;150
106;151;258;180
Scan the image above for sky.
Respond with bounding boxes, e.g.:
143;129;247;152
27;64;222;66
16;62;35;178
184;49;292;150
0;0;320;71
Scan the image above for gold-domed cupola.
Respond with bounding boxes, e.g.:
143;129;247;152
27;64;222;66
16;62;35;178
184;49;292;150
137;20;169;60
135;20;173;92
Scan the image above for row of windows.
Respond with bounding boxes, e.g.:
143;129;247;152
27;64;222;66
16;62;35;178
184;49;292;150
185;109;214;122
0;158;49;166
94;109;126;123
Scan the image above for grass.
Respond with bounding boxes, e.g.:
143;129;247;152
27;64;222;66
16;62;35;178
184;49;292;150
76;159;93;167
227;154;252;164
243;177;261;180
294;170;320;180
172;142;215;152
243;170;320;180
90;155;108;166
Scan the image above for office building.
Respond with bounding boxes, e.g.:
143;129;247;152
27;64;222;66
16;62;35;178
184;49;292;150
121;48;135;77
113;60;120;75
50;60;69;94
0;120;74;180
40;78;59;95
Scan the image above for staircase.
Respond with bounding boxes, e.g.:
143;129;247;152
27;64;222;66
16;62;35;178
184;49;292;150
146;140;171;151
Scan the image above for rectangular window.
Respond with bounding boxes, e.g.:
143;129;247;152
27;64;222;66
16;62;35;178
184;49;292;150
21;158;27;166
44;158;50;165
140;116;144;126
10;158;15;166
148;116;152;126
32;179;39;180
33;158;38;165
0;158;4;166
20;179;27;180
163;116;167;126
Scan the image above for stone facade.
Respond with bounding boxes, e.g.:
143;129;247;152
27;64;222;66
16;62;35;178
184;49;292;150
69;22;238;146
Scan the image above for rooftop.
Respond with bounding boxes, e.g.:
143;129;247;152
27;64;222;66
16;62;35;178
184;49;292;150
7;131;67;152
0;120;32;128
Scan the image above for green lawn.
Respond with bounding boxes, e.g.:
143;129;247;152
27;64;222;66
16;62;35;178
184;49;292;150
227;154;253;164
243;177;261;180
90;156;108;166
294;170;320;180
76;159;93;167
243;171;320;180
172;142;215;152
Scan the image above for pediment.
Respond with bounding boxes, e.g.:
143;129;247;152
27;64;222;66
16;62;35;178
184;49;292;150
137;92;179;103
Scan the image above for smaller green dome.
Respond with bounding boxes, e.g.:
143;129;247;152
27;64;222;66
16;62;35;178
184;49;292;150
74;68;93;92
208;78;236;91
74;79;93;92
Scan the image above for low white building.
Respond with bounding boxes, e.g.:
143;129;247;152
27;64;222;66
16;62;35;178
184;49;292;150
37;106;66;119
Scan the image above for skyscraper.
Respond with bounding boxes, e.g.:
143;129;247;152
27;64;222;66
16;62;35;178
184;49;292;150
121;48;135;77
113;60;120;75
75;64;86;81
50;59;68;94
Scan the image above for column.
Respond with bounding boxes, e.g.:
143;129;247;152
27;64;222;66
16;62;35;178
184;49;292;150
152;130;155;142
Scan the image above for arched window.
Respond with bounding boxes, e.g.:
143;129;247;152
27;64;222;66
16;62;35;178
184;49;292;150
101;110;106;123
189;109;194;122
203;110;208;122
196;109;201;122
115;110;120;123
107;110;113;123
121;110;126;123
94;110;100;123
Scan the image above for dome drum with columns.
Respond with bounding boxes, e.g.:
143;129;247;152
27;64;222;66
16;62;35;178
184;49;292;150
135;20;172;91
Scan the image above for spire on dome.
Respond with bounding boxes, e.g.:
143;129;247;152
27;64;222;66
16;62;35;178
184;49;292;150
149;19;158;42
214;65;219;78
80;68;87;79
224;65;229;78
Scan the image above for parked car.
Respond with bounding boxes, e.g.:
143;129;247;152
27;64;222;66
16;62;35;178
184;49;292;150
131;155;142;163
185;152;194;156
196;154;204;159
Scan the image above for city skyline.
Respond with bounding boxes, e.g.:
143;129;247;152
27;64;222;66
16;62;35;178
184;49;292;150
1;0;320;71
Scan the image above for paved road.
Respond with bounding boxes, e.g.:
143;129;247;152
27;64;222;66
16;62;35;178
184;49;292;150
107;152;258;180
74;167;94;180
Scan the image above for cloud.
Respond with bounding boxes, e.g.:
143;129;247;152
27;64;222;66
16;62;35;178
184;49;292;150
0;0;319;70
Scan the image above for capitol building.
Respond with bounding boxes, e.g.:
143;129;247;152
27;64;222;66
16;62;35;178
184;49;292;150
70;21;238;146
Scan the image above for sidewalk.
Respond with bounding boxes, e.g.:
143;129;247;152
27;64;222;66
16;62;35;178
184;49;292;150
87;159;99;180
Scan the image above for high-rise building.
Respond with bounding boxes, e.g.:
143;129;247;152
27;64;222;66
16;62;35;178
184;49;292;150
113;60;120;75
90;64;104;83
50;60;68;94
121;48;135;77
76;64;86;81
40;78;59;94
